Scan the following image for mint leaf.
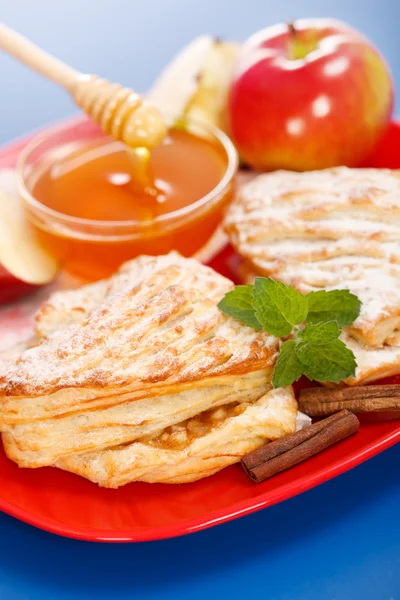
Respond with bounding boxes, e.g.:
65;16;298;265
296;338;357;383
298;321;340;344
252;278;308;337
306;289;361;326
217;285;262;330
272;340;303;388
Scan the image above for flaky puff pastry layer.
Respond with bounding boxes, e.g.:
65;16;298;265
0;253;296;484
2;375;271;467
52;387;296;486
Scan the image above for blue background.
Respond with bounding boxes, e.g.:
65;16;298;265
0;0;399;143
1;1;399;598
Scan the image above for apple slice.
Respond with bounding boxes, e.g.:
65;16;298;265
147;36;240;131
184;40;240;131
147;36;215;124
0;170;59;285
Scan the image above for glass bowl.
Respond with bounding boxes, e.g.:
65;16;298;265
16;118;238;281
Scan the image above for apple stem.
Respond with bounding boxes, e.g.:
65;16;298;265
287;21;317;61
287;22;301;60
288;22;297;38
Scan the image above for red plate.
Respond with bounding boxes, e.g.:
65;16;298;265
0;119;400;542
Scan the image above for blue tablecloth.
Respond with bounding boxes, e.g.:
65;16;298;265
0;444;399;600
0;1;399;598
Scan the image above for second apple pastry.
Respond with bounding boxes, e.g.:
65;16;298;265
224;167;400;384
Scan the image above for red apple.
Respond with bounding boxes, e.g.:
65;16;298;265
228;19;394;171
0;267;36;305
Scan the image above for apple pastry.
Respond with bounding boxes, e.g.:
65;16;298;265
0;252;297;486
224;167;400;384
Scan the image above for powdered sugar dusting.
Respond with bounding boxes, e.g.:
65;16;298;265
0;252;278;396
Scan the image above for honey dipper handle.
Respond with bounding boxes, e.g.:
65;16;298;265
0;22;78;90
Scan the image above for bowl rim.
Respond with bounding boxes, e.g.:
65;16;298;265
15;118;238;232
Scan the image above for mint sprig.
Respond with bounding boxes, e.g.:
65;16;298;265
217;278;361;387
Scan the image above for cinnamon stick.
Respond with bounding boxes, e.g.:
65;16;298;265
241;410;360;483
299;385;400;417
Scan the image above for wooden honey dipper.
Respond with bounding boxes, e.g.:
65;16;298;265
0;23;167;151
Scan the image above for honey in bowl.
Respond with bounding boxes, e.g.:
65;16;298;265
18;120;237;281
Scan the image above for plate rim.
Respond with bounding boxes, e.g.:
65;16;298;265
1;424;399;542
